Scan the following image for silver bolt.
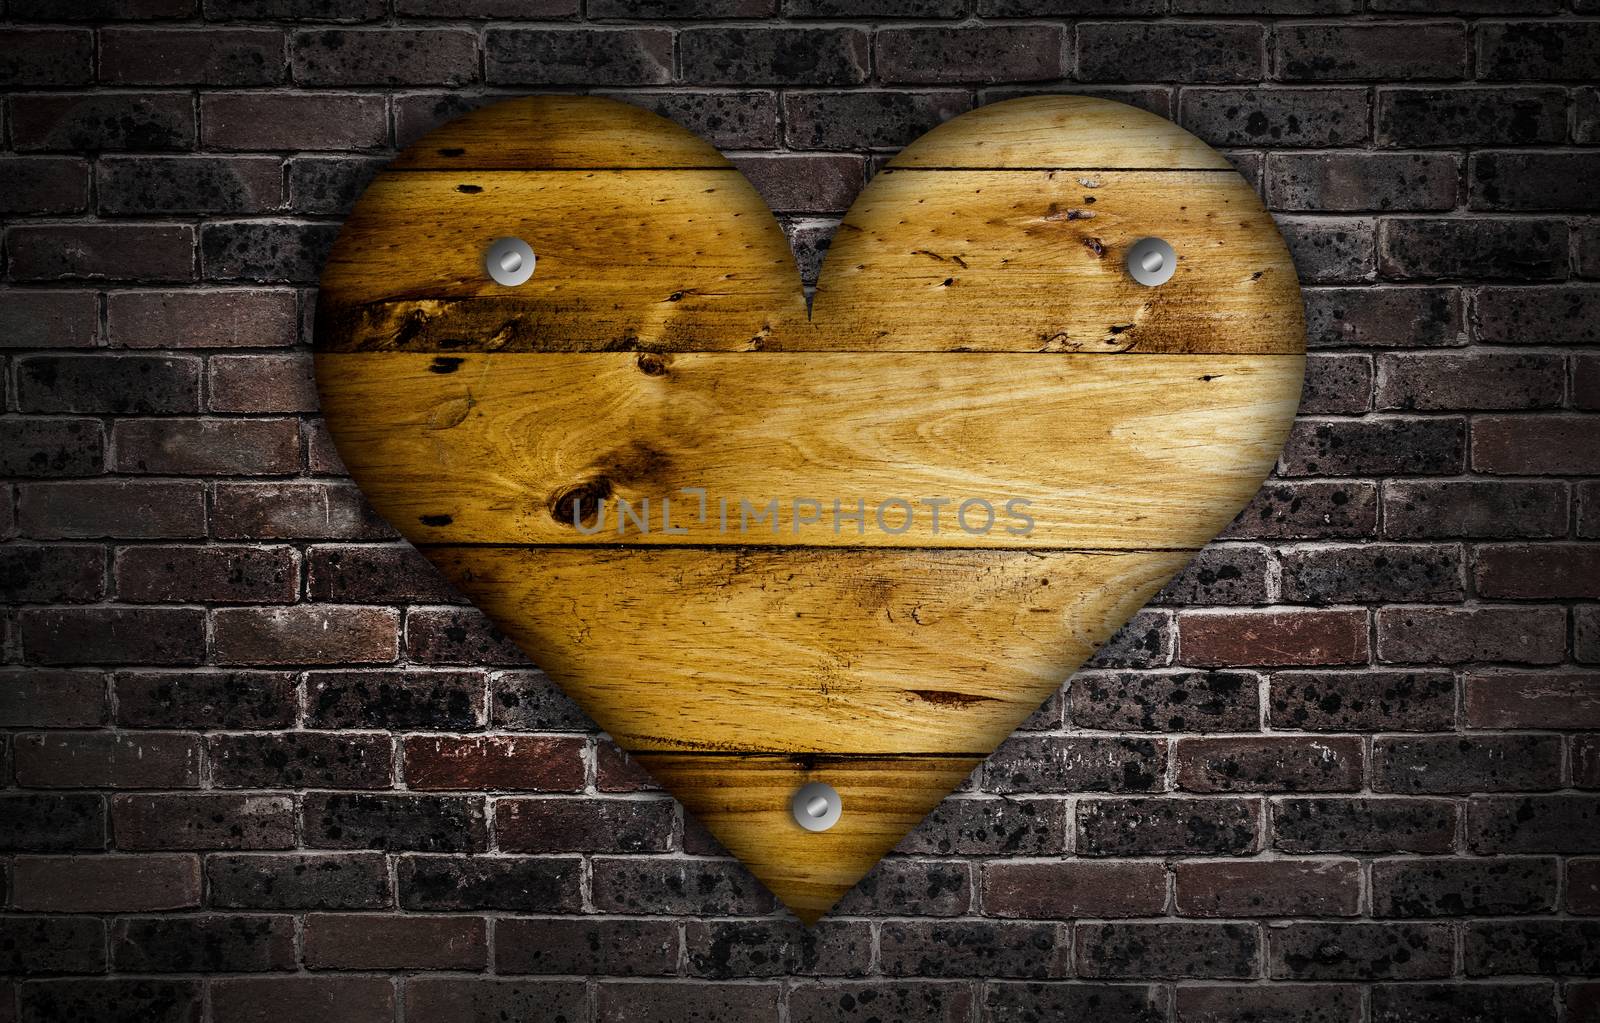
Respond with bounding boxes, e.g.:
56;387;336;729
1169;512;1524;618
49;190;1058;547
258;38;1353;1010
791;781;841;832
1126;237;1176;287
485;237;535;287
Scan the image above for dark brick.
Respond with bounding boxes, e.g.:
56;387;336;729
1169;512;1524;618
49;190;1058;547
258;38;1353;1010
983;734;1165;793
1475;544;1600;600
981;861;1165;919
876;26;1061;84
1270;669;1456;731
284;154;383;216
117;418;301;475
303;914;486;970
1471;152;1600;213
15;731;199;788
11;0;194;16
16;354;199;413
1465;670;1600;729
1377;605;1565;665
12;225;194;285
99;27;283;86
107;289;297;348
495;918;678;976
592;0;765;11
1280;417;1464;476
789;981;973;1023
0;917;106;974
1466;920;1600;976
0;544;104;602
397;853;581;912
497;796;673;853
208;852;390;909
407;979;586;1023
897;796;1063;856
112;915;294;973
1275;22;1466;81
881;920;1066;979
1180;88;1369;147
985;982;1167;1023
1078;797;1260;856
1571;859;1600;914
596;982;779;1023
113;792;296;850
1152;546;1273;606
0;420;102;478
0;156;90;215
731;154;865;215
1478;22;1600;81
0;30;93;86
1273;796;1457;853
1377;352;1563;411
1383;479;1567;539
0;794;106;851
685;919;870;978
1084;609;1173;669
11;854;198;911
211;482;396;540
20;607;206;665
1377;87;1566;146
204;0;384;17
10;92;195;151
1373;857;1558;917
1473;416;1600;475
399;0;574;12
201;92;388;150
0;669;106;727
599;90;780;150
1297;353;1373;415
1468;795;1600;853
1176;859;1360;917
1079;23;1263;83
307;669;483;730
404;606;531;665
1178;609;1368;668
1176;736;1363;793
303;791;487;852
402;734;583;791
98;156;281;215
592;857;777;915
490;669;593;731
1176;984;1362;1023
833;858;972;916
1269;922;1452;979
1382;217;1566;281
486;28;672;85
1078;922;1258;979
0;290;99;349
211;605;398;665
200;220;338;283
784;90;971;150
209;732;391;788
114;670;295;729
305;544;459;603
1304;286;1461;349
211;978;394;1023
1068;669;1260;732
1281;543;1462;604
1221;481;1378;541
681;27;868;85
1372;982;1556;1023
1376;734;1561;793
291;29;477;86
17;980;201;1023
1277;216;1376;283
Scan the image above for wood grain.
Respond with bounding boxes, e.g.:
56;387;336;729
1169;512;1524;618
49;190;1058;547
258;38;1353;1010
316;350;1302;549
639;753;983;923
422;545;1193;755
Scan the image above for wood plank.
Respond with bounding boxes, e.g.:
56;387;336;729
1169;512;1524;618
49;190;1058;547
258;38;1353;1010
804;169;1302;354
315;351;1303;549
315;169;805;352
421;545;1194;755
638;753;983;923
886;95;1233;171
388;96;733;170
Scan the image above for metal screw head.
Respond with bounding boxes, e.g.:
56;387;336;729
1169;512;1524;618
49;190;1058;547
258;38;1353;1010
791;781;842;833
1125;237;1176;287
485;237;535;287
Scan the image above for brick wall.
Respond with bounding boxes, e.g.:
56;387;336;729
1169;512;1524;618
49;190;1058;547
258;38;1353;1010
2;2;1599;1021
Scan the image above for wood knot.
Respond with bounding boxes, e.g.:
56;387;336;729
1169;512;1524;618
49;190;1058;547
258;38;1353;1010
549;478;613;528
636;353;671;377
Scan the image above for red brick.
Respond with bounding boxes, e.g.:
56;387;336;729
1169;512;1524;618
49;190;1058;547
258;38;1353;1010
1178;609;1368;667
1176;736;1364;793
302;913;487;970
11;853;200;911
208;353;319;413
1475;544;1600;599
211;605;399;665
1473;415;1600;475
980;861;1166;919
1175;859;1360;916
402;735;585;791
14;731;200;788
106;289;298;348
595;742;660;792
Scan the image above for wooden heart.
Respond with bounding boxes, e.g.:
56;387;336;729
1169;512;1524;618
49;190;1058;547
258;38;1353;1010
314;95;1304;922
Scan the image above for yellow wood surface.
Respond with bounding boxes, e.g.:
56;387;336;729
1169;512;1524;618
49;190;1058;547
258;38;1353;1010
313;94;1306;922
423;545;1193;755
316;350;1301;549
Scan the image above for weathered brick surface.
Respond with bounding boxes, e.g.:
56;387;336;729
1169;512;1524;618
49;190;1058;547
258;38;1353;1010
3;2;1597;1015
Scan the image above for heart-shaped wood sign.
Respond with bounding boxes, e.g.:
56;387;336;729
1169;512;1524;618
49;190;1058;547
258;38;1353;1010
314;95;1304;922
